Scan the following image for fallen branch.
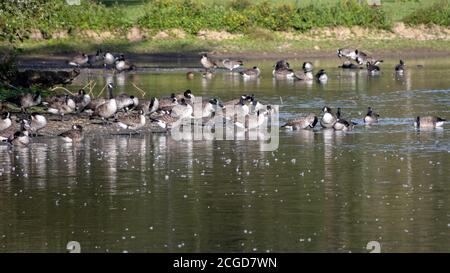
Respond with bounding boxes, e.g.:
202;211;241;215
131;82;147;98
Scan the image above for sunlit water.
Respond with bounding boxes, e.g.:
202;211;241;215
1;58;449;252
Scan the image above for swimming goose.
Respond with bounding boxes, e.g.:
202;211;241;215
315;69;328;82
200;54;217;71
395;60;405;73
171;98;193;118
364;107;379;125
103;52;116;68
5;91;42;113
73;89;91;113
339;60;362;69
29;112;47;136
274;60;290;70
282;113;318;130
59;124;83;143
333;108;356;131
367;61;383;74
87;50;103;67
6;119;31;146
115;55;135;72
337;48;358;60
222;59;243;71
240;66;261;79
0;112;12;131
116;109;146;130
47;94;76;120
68;53;88;67
294;62;314;80
202;71;214;79
186;71;195;80
414;116;446;128
320;106;337;129
355;50;381;66
273;68;295;79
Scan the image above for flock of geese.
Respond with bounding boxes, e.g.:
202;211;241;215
0;48;446;147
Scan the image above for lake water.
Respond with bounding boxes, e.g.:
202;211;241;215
0;57;449;252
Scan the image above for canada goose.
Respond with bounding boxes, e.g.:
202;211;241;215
85;83;114;112
294;62;314;80
171;98;193;118
103;52;116;67
273;68;295;79
315;69;328;82
73;89;91;112
59;124;83;143
222;59;243;71
176;89;195;102
68;53;88;67
414;116;446;128
282;113;318;130
240;66;260;79
47;94;76;121
5;91;42;113
116;94;138;112
92;83;118;124
7;119;31;146
364;107;379;125
223;96;251;120
0;119;25;141
87;50;103;66
200;54;217;71
355;50;380;66
136;97;159;115
186;71;195;80
274;60;290;70
222;95;252;107
333;108;356;131
0;112;12;131
150;113;181;130
115;55;135;72
395;60;405;73
367;61;382;74
339;60;362;69
234;110;267;130
116;109;146;130
197;98;223;118
158;93;178;110
337;48;358;60
29;112;47;136
320;106;337;129
249;97;267;114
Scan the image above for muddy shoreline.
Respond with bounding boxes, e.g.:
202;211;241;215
15;48;450;70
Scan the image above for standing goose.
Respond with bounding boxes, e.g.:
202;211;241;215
282;113;318;130
223;96;250;119
5;91;42;113
92;83;118;124
240;66;261;79
116;109;146;131
0;112;12;131
315;69;328;83
200;54;217;72
364;107;379;125
29;113;47;136
115;55;135;72
222;59;243;71
414;116;446;128
74;89;91;113
68;53;88;67
333;108;356;131
320;106;337;129
395;60;406;73
59;124;83;143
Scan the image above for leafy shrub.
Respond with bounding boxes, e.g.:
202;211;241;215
403;1;450;26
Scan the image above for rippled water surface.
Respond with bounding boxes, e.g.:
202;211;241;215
1;57;449;252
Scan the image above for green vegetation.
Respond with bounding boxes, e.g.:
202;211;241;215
403;1;450;26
